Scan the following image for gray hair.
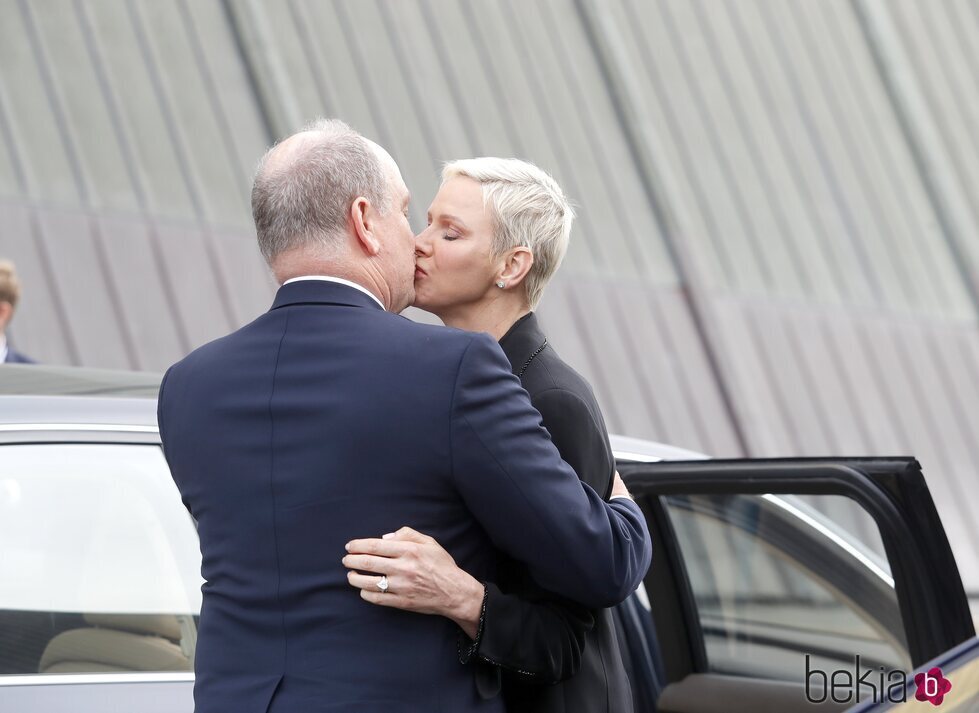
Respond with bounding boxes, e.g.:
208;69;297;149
442;158;574;309
252;118;390;264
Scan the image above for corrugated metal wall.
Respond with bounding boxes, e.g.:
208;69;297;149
579;0;979;586
0;0;275;369
0;0;976;592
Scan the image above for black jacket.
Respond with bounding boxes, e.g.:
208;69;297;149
468;312;633;713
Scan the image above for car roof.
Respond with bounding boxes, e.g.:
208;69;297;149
0;365;708;460
608;434;708;462
0;364;162;398
0;364;161;428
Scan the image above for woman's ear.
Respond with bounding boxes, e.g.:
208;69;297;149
351;197;382;256
499;247;534;288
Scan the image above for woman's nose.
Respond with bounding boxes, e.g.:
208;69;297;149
414;229;432;255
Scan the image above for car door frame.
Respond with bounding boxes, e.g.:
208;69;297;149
0;425;196;713
619;457;975;687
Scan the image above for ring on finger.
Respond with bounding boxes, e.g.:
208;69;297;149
377;575;390;593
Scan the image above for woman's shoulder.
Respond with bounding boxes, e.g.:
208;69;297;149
522;346;602;414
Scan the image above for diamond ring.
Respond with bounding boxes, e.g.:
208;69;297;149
377;575;389;593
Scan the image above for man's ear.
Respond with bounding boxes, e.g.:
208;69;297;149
350;197;382;257
499;247;534;288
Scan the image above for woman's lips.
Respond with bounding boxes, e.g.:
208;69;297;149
414;266;427;279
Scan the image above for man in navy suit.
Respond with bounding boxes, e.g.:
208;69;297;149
0;260;35;364
157;119;651;713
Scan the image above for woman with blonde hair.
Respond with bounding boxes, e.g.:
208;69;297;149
345;158;634;713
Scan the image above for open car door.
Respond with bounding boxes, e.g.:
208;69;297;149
618;458;975;712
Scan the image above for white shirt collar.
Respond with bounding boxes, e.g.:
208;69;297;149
0;334;7;364
282;276;385;311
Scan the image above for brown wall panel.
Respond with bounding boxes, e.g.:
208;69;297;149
709;298;798;455
210;230;277;327
747;302;835;455
608;282;702;451
784;313;870;455
651;289;744;457
97;215;187;371
152;223;236;352
34;209;132;368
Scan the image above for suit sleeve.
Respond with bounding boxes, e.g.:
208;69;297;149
449;333;651;609
472;387;616;681
157;366;171;461
157;366;196;520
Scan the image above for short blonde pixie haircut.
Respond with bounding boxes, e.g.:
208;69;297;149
442;158;574;309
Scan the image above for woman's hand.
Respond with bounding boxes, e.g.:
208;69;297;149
611;470;632;499
343;527;485;639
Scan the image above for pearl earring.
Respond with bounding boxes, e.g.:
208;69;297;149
496;281;506;289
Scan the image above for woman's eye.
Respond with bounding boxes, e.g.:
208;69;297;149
442;233;459;241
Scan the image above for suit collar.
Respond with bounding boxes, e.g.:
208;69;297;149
499;312;547;377
271;279;385;312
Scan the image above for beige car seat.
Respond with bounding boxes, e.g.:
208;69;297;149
39;614;193;674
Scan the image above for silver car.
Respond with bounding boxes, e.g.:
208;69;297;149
0;365;975;712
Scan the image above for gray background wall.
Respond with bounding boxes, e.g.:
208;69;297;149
0;0;977;598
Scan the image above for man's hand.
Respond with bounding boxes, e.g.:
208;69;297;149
611;471;632;500
343;527;485;639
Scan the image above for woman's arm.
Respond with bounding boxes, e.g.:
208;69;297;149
344;526;597;683
343;377;636;681
469;581;595;682
345;474;633;682
344;527;485;637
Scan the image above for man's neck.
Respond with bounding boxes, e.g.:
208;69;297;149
273;245;395;310
277;262;390;311
282;275;386;310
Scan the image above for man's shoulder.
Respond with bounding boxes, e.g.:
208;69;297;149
381;313;474;347
165;323;246;372
161;311;276;386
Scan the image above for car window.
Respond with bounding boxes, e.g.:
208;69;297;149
664;492;911;682
0;443;202;675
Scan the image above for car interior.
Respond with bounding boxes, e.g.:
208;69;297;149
0;611;195;675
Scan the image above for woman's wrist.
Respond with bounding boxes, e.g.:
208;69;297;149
456;583;490;664
450;574;486;640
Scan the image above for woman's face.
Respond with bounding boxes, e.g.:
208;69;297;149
413;176;500;316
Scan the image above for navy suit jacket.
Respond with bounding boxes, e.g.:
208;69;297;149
157;280;651;713
4;346;35;363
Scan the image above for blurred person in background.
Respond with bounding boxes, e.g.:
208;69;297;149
0;260;35;364
345;158;634;713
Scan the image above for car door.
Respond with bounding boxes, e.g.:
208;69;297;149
0;435;198;713
618;457;975;713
